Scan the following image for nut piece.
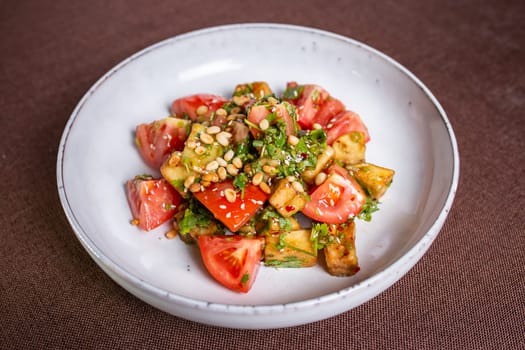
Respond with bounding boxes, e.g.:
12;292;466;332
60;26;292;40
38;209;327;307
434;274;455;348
315;172;327;186
215;108;227;117
252;172;264;186
226;164;239;176
223;149;235;162
224;188;237;203
259;119;269;131
291;181;304;193
206;126;221;134
216;131;232;146
196;105;209;116
288;134;299;146
259;182;272;194
189;183;202;193
194;145;206;155
217;166;228;180
165;230;177;239
232;157;243;169
205;160;219;171
184;175;196;189
200;133;214;145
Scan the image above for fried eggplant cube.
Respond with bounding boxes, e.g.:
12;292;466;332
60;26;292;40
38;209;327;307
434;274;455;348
332;131;366;165
233;81;273;99
302;145;335;184
324;221;360;276
351;163;395;199
265;229;317;268
269;179;307;217
161;123;223;196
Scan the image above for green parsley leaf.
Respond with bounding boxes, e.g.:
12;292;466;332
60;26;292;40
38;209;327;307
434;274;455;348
357;197;380;222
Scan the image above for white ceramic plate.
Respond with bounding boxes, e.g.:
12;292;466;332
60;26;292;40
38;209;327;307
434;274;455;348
57;23;459;329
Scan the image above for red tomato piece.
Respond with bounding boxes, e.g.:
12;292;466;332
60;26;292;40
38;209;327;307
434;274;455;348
295;84;330;129
135;117;191;169
126;177;182;231
325;110;370;145
302;165;366;224
198;235;264;293
170;94;228;124
247;103;296;137
314;97;345;127
193;181;268;232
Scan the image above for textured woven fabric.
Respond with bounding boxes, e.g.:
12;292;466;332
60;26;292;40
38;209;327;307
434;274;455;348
1;0;524;349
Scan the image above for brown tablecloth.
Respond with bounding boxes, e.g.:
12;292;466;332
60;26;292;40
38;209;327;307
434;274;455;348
1;0;524;349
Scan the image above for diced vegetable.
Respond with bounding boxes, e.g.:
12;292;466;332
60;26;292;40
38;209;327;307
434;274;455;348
233;81;273;99
193;180;268;232
160;123;224;196
326;110;370;145
268;178;307;217
302;145;335;184
294;84;330;129
135;117;191;169
265;229;317;268
198;235;264;293
170;93;228;124
302;165;366;224
247;101;297;137
323;221;360;276
350;163;395;199
332;131;366;165
126;176;182;231
173;199;223;244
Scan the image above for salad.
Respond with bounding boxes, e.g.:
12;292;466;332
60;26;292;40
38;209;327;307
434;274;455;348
126;81;395;293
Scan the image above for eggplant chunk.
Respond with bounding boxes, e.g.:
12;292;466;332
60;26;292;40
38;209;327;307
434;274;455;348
302;145;335;184
161;123;223;196
350;163;395;200
233;81;273;99
265;229;317;268
269;179;307;217
332;131;366;165
324;221;360;276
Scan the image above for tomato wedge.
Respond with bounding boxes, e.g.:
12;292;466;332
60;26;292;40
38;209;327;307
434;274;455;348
315;97;345;127
325;110;370;145
247;103;296;137
126;177;182;231
198;235;264;293
170;94;228;124
295;84;330;129
135;117;191;169
192;181;268;232
302;165;366;224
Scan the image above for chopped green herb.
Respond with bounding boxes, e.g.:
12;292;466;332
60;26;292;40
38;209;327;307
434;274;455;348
233;173;248;198
261;208;292;231
357;197;380;222
179;199;213;235
171;179;185;192
265;256;303;268
240;273;250;285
